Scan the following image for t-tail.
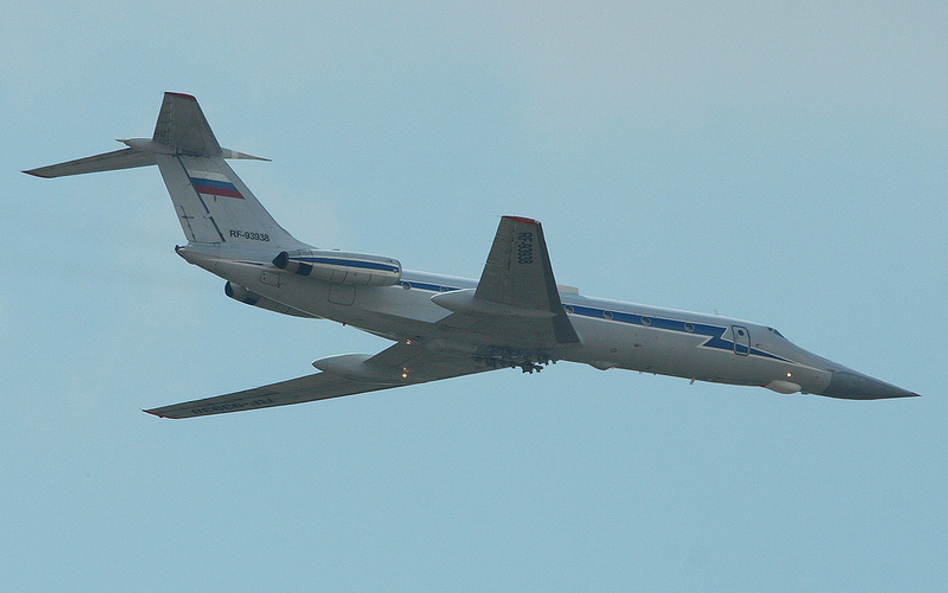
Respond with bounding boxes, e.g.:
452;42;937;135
24;92;307;252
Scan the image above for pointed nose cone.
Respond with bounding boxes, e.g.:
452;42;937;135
818;370;919;400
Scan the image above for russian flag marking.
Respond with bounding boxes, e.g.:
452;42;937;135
190;177;244;199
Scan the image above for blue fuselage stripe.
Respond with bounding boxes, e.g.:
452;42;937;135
293;256;400;274
395;281;787;362
569;306;786;361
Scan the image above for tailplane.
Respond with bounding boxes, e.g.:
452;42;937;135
25;92;306;250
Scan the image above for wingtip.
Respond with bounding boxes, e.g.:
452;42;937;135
23;169;51;178
143;408;171;419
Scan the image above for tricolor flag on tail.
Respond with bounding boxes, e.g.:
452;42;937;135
190;176;245;199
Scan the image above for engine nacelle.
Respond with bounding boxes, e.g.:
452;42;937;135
224;282;317;318
273;250;402;287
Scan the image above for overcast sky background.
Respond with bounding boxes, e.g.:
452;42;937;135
2;2;945;591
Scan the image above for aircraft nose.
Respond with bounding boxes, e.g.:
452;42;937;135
818;370;919;400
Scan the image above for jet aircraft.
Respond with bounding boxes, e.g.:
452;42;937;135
25;93;919;418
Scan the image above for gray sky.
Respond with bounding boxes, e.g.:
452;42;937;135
2;2;946;591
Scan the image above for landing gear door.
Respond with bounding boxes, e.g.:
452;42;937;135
732;325;750;356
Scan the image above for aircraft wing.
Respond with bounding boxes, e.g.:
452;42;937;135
146;215;578;419
432;216;580;350
144;341;492;419
476;215;579;344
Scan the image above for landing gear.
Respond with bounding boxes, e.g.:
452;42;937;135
474;349;557;374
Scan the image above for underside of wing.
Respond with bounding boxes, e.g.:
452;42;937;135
146;215;579;419
145;341;494;419
144;373;381;419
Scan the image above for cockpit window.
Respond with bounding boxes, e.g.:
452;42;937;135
767;327;787;340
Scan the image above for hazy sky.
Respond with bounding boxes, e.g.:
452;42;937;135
3;2;946;591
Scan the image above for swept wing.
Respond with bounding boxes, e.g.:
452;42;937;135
147;216;578;418
144;341;491;419
430;216;580;350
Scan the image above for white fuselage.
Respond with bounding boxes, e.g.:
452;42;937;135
180;244;837;397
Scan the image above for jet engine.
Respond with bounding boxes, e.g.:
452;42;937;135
273;250;402;287
224;282;317;318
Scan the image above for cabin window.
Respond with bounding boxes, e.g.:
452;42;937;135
684;322;695;332
641;316;652;326
563;304;574;314
603;310;614;320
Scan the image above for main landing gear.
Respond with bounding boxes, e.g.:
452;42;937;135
474;349;557;374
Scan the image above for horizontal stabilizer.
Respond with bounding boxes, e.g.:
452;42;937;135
23;147;157;178
221;148;270;162
23;92;268;179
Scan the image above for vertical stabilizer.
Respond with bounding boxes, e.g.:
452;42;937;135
24;92;306;251
156;152;304;249
145;93;306;250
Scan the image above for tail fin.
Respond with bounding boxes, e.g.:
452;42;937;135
25;92;306;250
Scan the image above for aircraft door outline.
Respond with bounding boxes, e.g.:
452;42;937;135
732;325;750;356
